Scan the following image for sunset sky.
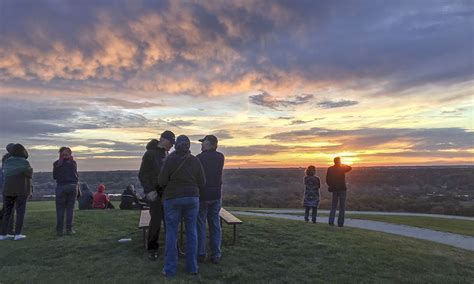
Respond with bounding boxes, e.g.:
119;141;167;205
0;0;473;171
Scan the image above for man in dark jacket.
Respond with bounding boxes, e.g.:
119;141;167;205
196;135;225;264
138;130;175;260
119;184;141;210
53;147;79;236
78;183;93;210
326;157;352;227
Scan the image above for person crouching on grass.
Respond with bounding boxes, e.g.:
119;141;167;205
303;165;320;223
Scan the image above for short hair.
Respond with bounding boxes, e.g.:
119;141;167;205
334;157;341;164
305;165;316;176
59;147;71;154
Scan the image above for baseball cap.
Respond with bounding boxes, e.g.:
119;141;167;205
198;135;218;145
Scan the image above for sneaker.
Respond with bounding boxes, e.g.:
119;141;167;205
338;224;344;228
14;234;26;241
328;223;335;226
66;229;76;235
304;219;309;223
312;220;317;224
0;235;8;241
148;251;159;261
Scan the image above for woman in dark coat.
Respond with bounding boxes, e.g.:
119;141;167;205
0;144;32;241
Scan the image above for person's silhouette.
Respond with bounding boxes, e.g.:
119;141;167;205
326;157;352;227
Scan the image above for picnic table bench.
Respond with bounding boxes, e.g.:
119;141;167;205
138;207;243;248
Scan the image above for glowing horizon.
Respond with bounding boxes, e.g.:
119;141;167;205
0;1;472;171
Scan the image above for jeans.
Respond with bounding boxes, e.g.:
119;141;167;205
1;195;27;235
163;197;199;276
197;199;222;258
55;184;77;232
329;191;347;226
304;206;317;222
147;197;164;251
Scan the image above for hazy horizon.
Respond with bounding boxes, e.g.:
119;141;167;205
1;0;472;171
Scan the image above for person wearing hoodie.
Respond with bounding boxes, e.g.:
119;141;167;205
53;147;79;236
138;130;175;261
119;184;141;210
158;135;206;277
0;143;15;236
93;184;114;209
78;183;93;210
0;144;32;241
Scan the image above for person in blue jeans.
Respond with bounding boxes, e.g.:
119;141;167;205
158;135;206;277
196;135;225;264
326;157;352;227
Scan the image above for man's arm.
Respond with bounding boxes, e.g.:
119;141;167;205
195;158;206;191
325;168;332;187
138;153;153;192
157;157;171;188
52;161;58;180
343;165;352;173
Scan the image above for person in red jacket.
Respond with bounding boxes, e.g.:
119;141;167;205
92;184;114;209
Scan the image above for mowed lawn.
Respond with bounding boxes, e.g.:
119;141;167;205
231;207;474;237
0;202;473;283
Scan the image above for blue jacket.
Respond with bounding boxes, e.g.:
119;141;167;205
196;150;225;201
53;159;78;185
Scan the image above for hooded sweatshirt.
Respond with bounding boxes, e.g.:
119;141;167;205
93;185;110;209
138;139;167;194
2;156;33;196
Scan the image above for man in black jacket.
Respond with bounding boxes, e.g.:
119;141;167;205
138;130;175;260
196;135;225;264
326;157;352;227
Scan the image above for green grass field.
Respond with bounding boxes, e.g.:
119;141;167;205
0;201;473;283
231;207;474;237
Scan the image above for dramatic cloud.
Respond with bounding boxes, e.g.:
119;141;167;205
0;1;472;170
249;91;314;110
317;99;359;109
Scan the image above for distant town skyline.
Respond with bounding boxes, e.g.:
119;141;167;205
0;0;472;171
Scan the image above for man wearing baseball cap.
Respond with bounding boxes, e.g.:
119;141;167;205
196;135;225;264
138;130;175;261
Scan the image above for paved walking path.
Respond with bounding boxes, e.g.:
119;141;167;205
234;211;474;251
252;209;474;221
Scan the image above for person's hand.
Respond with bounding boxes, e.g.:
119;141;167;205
146;191;158;202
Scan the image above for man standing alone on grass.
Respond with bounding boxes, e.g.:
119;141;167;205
196;135;225;264
326;157;352;227
138;130;175;261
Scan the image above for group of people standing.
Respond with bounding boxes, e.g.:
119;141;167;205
0;144;142;239
138;131;225;277
303;157;352;227
0;133;351;278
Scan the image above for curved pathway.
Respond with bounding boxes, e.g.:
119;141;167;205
252;209;474;221
234;211;474;251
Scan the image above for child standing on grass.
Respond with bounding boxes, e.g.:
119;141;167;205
303;166;320;223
